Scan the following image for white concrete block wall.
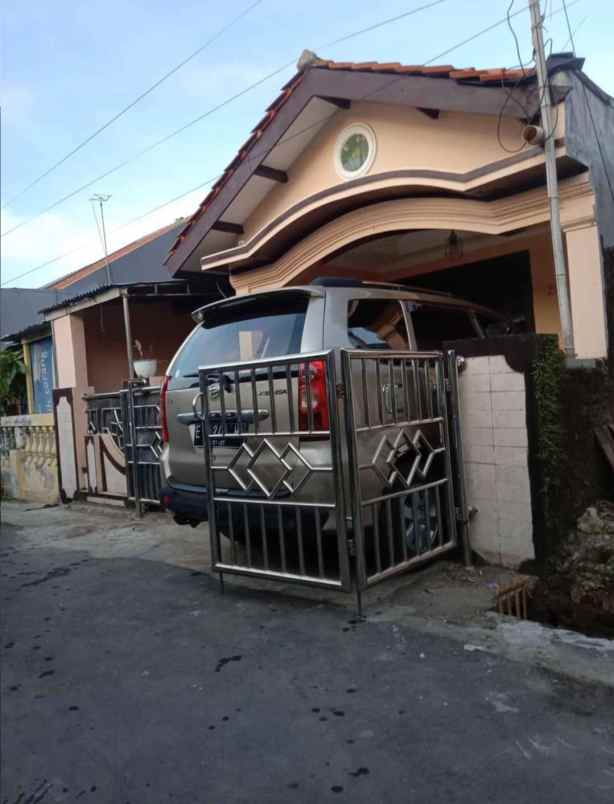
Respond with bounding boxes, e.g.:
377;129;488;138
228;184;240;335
459;355;534;568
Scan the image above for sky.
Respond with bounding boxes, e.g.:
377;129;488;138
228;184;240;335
1;0;611;289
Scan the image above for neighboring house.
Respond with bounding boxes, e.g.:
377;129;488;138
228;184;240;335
1;220;228;504
163;50;613;567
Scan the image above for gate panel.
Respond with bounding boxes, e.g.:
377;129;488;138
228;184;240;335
199;351;352;591
123;382;163;508
342;350;457;588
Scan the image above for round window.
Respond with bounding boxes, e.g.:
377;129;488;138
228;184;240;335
335;124;376;180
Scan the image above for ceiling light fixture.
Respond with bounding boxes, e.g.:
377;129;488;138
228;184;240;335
445;230;463;260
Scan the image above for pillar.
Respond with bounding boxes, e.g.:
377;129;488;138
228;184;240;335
564;221;608;359
51;314;92;491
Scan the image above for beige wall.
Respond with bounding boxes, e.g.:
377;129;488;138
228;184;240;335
53;314;89;390
244;101;563;241
565;222;609;359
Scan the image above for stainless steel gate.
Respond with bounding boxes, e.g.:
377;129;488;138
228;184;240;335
198;348;465;602
199;351;352;590
84;382;162;510
342;349;458;589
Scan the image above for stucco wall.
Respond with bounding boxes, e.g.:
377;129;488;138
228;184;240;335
244;100;562;241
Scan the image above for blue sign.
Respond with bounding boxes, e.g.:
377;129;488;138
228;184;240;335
30;337;54;414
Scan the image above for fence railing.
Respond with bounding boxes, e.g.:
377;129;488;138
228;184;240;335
197;348;465;607
84;384;162;506
0;413;59;503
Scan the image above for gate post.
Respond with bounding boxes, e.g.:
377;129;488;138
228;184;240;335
446;351;472;567
125;379;143;518
339;349;367;611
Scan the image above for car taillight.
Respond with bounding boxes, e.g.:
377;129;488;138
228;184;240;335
160;374;170;443
298;360;329;431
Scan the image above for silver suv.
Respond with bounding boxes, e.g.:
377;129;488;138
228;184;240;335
159;278;505;526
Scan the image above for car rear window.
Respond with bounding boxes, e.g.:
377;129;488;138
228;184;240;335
410;305;479;350
169;294;308;388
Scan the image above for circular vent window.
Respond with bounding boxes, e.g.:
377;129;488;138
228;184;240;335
335;124;376;180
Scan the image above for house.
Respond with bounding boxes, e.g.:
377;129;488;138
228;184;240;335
1;220;228;504
165;51;613;363
163;51;614;566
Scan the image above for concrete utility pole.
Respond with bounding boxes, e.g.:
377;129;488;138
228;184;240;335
528;0;575;356
90;193;112;286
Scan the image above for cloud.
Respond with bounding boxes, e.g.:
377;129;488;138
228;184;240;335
1;187;207;288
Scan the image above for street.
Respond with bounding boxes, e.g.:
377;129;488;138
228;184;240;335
2;505;614;803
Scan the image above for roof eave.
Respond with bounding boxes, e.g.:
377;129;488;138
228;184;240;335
165;67;538;278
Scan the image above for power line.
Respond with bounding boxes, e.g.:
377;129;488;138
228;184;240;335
0;0;579;287
1;0;263;211
1;0;448;240
1;173;223;287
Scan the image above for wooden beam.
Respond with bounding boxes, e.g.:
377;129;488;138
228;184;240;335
319;96;352;110
417;107;440;119
254;165;288;183
211;221;244;236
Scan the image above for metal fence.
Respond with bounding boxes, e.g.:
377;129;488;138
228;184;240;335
123;382;163;508
85;383;162;508
198;348;466;607
200;351;352;591
342;350;457;589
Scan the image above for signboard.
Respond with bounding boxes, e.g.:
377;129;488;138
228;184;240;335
30;337;54;414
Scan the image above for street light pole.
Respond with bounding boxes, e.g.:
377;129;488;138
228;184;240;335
528;0;575;356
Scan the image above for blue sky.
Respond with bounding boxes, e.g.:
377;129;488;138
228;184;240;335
1;0;611;288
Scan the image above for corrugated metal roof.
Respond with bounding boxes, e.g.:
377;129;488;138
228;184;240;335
1;222;185;340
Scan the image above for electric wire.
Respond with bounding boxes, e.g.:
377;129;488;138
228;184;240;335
1;0;448;240
1;0;263;211
1;0;580;286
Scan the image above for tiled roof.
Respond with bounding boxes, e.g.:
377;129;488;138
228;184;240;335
49;220;182;290
167;57;537;262
308;58;535;85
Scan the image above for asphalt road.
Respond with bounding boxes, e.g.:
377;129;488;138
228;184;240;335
2;519;614;804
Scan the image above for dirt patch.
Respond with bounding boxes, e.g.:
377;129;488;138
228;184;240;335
529;500;614;638
385;561;522;625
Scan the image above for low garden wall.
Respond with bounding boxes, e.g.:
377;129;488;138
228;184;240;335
0;413;59;505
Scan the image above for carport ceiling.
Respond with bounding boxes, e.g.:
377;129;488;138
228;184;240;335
325;229;511;274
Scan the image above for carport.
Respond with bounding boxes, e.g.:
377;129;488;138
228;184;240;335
162;52;614;574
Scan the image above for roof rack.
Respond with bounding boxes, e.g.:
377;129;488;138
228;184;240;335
310;277;453;297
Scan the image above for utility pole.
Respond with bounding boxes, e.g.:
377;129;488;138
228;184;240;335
90;193;112;286
528;0;575;356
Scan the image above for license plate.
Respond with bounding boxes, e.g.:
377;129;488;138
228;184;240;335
193;420;239;447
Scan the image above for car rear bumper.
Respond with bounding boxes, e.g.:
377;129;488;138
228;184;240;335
160;484;210;522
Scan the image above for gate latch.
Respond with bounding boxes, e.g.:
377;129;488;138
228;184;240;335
336;383;346;399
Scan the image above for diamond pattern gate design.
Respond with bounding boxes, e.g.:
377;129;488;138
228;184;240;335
341;350;459;589
198;349;464;602
199;351;352;591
